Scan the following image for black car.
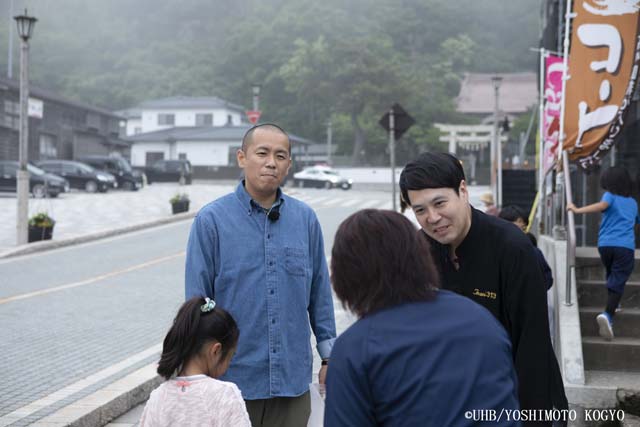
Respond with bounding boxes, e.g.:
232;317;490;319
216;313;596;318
37;160;116;193
146;159;193;185
0;161;69;197
77;155;143;191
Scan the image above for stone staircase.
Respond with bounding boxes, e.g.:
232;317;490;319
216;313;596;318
577;256;640;372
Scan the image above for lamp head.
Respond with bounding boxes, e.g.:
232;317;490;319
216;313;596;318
14;9;37;41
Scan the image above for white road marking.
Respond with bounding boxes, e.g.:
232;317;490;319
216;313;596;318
0;252;185;305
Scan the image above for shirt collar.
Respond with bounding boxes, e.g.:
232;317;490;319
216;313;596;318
234;180;284;214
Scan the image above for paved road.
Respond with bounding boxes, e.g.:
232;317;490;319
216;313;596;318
0;186;399;426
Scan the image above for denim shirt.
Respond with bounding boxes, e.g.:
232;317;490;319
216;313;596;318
185;182;337;400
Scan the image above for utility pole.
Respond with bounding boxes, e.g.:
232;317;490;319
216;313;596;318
326;119;332;165
7;0;14;78
490;76;503;206
389;108;397;212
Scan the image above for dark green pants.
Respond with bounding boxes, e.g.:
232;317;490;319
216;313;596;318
245;391;311;427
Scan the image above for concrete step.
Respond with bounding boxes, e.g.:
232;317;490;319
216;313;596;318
578;280;640;308
580;307;640;338
576;256;640;282
582;336;640;371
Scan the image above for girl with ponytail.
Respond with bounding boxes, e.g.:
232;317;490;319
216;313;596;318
140;297;249;426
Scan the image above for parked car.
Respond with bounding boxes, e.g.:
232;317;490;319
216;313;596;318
77;155;143;191
0;161;69;198
145;159;193;185
292;166;353;190
36;160;116;193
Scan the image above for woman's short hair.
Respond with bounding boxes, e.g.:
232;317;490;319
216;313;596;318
331;209;439;317
600;166;633;197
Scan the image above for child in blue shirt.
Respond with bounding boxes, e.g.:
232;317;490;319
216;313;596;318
568;166;640;340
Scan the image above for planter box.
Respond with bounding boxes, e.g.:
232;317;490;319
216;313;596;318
28;225;54;243
171;200;190;214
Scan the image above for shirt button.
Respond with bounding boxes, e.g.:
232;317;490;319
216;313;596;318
271;319;276;324
272;349;276;353
267;234;271;239
269;261;273;266
270;290;274;295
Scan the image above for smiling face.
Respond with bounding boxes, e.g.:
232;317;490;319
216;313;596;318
407;181;472;250
237;128;291;205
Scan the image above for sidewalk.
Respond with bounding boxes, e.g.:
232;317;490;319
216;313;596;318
0;182;235;257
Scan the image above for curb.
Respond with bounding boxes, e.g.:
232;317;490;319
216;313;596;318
0;211;196;260
34;363;162;427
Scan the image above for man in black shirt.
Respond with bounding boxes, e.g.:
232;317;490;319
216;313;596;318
400;152;567;425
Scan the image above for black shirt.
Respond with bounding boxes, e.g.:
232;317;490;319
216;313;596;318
426;207;568;422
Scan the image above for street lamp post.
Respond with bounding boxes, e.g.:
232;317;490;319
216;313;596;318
14;9;37;245
490;75;502;206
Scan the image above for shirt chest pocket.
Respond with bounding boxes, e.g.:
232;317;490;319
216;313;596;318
284;246;307;277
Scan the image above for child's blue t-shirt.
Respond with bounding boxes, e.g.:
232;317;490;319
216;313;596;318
598;191;640;250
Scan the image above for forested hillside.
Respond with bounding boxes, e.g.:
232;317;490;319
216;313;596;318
0;0;542;164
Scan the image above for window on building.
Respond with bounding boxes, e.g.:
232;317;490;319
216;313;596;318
39;134;58;159
146;151;165;166
195;113;213;126
134;127;142;134
158;114;175;126
227;115;233;125
178;153;187;160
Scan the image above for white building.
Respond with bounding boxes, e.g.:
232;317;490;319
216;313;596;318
127;124;313;179
116;96;245;137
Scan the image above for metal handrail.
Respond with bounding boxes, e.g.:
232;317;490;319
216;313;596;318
562;151;576;306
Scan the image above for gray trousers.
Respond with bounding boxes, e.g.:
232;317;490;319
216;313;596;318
245;391;311;427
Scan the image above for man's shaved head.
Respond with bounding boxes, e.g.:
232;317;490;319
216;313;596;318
242;123;291;153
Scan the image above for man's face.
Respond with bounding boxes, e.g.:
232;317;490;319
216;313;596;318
237;129;291;199
407;181;471;248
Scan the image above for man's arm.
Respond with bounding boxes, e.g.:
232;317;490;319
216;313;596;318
307;213;337;369
503;242;567;413
185;213;217;300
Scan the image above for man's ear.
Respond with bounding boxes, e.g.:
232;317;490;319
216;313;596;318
237;149;246;168
459;180;468;199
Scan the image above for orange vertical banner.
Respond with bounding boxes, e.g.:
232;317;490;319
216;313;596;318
563;1;640;170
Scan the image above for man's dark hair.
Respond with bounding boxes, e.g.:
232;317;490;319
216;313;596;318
331;209;438;318
241;123;291;153
499;205;528;226
600;166;633;197
157;297;239;380
399;152;466;205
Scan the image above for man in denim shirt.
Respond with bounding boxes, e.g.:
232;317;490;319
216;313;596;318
185;124;336;427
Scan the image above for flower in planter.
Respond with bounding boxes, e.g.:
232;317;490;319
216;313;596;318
28;212;55;228
169;193;190;204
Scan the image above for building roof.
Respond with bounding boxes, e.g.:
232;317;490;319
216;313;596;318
114;108;142;119
0;77;125;119
456;72;538;115
125;124;315;145
136;96;246;113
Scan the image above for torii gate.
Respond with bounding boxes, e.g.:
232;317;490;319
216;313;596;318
435;124;507;184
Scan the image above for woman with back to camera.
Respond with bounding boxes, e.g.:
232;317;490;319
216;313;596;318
324;209;520;427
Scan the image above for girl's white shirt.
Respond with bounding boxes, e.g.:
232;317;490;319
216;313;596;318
139;375;251;427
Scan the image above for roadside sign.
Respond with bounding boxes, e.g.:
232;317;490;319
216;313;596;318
246;110;261;124
379;103;415;139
